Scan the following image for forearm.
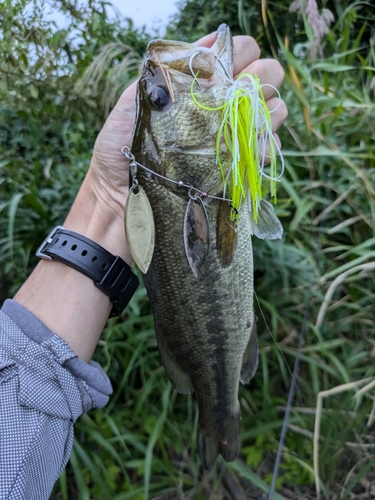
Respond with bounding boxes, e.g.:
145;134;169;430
14;174;131;363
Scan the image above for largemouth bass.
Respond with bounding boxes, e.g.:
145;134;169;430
125;24;282;469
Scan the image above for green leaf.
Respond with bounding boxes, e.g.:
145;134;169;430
228;461;285;500
343;457;375;499
29;84;39;99
8;192;24;258
312;63;357;72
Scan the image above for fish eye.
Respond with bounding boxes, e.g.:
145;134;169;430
147;85;170;110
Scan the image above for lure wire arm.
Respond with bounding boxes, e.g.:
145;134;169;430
122;146;139;191
121;146;232;203
188;51;234;86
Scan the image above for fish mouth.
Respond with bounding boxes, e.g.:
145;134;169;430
146;24;234;82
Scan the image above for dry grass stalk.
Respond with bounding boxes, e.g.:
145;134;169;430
314;378;375;497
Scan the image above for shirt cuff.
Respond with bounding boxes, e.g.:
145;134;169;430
1;299;112;412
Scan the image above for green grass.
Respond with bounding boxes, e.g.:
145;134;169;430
1;1;375;499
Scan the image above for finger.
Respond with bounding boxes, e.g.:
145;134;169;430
196;33;260;76
267;98;288;132
233;36;260;75
239;59;285;99
116;80;137;110
195;32;217;47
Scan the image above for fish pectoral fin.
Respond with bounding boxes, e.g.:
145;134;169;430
249;199;283;240
198;416;241;470
156;333;194;395
216;201;238;267
240;314;259;385
183;198;210;278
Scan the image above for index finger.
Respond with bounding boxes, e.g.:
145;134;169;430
195;33;261;76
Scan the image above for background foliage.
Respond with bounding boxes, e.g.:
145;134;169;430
1;0;375;498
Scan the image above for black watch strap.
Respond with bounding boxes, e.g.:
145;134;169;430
36;226;139;317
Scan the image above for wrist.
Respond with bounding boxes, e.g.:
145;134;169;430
64;172;133;265
14;172;134;362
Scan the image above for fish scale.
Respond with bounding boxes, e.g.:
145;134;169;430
129;24;260;470
148;95;224;187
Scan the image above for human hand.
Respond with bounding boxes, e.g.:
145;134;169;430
85;32;287;224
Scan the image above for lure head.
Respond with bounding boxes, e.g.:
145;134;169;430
131;24;234;196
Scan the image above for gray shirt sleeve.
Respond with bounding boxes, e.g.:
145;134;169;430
0;299;113;500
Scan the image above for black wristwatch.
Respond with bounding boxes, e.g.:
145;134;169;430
36;226;139;317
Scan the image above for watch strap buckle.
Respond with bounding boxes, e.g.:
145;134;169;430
36;225;65;260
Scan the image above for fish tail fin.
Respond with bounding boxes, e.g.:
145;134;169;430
198;428;219;470
218;416;241;462
198;416;241;469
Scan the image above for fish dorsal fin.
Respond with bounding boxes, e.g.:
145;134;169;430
156;333;194;395
216;201;238;267
248;199;283;240
183;197;210;278
240;314;259;385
